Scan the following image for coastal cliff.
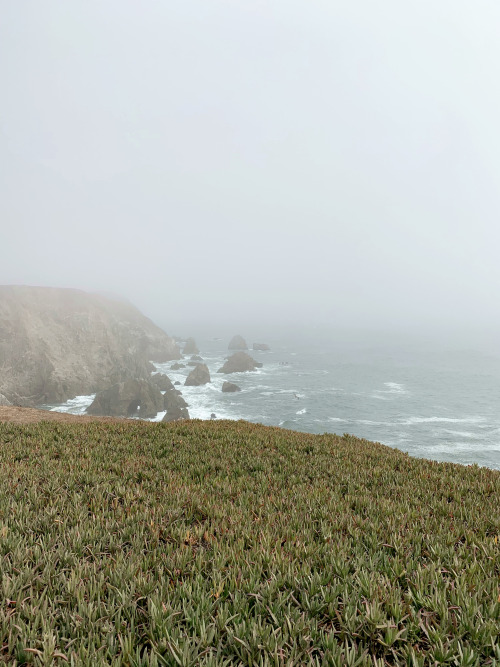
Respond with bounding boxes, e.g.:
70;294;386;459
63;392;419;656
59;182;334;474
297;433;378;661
0;285;180;406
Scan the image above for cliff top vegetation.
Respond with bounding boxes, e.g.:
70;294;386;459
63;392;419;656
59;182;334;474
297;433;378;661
0;414;498;665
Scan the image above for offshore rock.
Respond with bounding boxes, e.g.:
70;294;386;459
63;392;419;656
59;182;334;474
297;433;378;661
218;352;262;374
185;364;211;386
228;335;248;350
162;388;190;421
87;379;164;419
183;337;199;355
221;381;241;393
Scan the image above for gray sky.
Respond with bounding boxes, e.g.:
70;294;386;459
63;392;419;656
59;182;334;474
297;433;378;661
1;0;499;335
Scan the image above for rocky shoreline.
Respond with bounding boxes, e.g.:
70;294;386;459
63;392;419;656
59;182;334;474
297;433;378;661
0;287;272;422
85;336;270;422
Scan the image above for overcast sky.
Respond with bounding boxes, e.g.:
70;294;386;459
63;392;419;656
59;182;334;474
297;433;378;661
1;1;499;336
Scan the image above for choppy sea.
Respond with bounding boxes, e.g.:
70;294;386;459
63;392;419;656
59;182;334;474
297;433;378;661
45;333;500;470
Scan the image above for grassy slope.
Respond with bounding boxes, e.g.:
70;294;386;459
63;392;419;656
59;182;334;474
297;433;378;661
0;418;499;666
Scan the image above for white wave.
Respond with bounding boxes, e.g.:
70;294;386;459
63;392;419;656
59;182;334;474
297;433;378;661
149;411;167;422
443;430;479;438
372;382;408;399
296;408;307;415
357;419;390;426
277;389;306;397
424;442;500;454
384;382;407;393
180;385;238;421
328;417;347;422
402;416;486;426
50;394;95;415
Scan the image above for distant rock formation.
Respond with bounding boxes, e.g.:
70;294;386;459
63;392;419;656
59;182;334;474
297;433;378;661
87;379;164;419
0;394;12;406
253;343;270;351
218;352;262;374
170;362;185;370
151;373;174;392
162;388;190;421
0;285;181;406
228;335;248;350
191;355;203;361
221;381;241;393
183;337;199;355
185;364;211;386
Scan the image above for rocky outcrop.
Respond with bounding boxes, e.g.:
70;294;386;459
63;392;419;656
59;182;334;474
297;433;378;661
87;379;164;418
151;373;174;392
218;352;262;374
253;343;270;351
0;286;181;406
228;335;247;350
185;364;211;386
0;394;12;406
183;337;199;355
191;355;203;361
162;388;190;421
222;381;241;393
170;363;185;370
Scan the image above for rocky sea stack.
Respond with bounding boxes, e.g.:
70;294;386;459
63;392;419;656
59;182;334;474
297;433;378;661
162;388;190;421
87;379;164;419
185;364;211;386
183;337;199;355
222;381;241;393
228;335;248;350
0;285;180;406
218;352;262;374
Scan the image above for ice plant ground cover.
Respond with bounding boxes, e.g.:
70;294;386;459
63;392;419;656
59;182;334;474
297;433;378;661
0;419;499;666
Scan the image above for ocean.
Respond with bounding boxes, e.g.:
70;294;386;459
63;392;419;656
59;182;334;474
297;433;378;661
45;332;500;471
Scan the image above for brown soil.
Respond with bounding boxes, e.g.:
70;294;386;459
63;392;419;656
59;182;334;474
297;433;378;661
0;406;131;425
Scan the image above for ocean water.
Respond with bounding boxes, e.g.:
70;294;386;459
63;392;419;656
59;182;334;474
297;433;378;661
47;334;500;470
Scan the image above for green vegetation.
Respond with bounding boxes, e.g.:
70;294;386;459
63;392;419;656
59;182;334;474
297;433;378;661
0;419;499;666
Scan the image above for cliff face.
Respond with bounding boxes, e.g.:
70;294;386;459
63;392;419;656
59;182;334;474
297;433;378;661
0;286;181;406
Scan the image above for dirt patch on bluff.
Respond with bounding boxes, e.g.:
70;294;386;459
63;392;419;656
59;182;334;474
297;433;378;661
0;406;130;425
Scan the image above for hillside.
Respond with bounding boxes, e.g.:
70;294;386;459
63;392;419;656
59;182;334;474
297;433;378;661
0;412;498;665
0;285;180;406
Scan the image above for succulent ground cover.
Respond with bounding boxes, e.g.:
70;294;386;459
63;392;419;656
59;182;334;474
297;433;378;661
0;418;499;666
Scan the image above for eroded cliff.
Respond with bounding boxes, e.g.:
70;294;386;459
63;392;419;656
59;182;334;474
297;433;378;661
0;285;180;406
